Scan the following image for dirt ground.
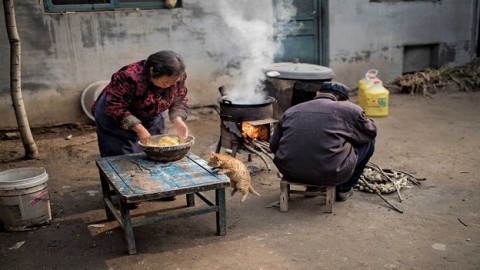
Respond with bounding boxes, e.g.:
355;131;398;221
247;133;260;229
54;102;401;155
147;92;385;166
0;88;479;270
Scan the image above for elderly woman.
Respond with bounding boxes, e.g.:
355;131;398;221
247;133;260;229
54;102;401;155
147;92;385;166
92;50;189;158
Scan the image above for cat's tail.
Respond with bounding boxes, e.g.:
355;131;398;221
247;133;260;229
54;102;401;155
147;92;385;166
249;185;261;197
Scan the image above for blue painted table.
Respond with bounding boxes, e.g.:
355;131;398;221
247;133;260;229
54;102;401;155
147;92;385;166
95;152;230;254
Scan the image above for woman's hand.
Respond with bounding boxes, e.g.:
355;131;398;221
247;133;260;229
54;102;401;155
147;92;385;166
132;124;151;144
172;117;188;141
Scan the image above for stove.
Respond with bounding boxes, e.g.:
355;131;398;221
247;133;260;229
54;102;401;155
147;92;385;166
214;94;278;170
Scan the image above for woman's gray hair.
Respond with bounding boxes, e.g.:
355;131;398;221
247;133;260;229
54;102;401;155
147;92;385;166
146;50;185;78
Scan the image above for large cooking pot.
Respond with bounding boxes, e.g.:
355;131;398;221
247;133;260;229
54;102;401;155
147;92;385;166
218;96;276;122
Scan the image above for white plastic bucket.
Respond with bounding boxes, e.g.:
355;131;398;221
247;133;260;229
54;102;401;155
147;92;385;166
0;167;52;231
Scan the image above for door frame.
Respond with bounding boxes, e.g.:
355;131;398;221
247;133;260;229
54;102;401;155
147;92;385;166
320;0;330;66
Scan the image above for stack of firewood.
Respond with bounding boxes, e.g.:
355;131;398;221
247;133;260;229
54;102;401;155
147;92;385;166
242;139;274;171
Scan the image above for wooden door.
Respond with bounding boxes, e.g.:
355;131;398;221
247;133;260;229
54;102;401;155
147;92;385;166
273;0;324;65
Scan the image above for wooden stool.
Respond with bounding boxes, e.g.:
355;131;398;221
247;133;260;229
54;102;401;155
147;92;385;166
280;178;335;213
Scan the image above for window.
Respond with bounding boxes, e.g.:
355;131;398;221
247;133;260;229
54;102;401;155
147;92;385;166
44;0;181;13
403;44;440;73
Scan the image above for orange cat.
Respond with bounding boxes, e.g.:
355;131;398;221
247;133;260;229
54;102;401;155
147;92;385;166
208;152;260;202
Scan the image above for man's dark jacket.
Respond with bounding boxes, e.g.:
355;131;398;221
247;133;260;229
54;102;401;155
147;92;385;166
269;93;377;186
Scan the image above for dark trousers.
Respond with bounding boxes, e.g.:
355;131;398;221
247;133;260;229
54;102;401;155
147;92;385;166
337;140;375;192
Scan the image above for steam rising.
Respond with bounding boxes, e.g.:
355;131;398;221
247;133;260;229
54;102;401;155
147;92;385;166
217;0;298;104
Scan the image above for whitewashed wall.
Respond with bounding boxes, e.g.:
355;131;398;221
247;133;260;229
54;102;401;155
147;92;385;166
327;0;477;87
0;0;276;128
0;0;477;128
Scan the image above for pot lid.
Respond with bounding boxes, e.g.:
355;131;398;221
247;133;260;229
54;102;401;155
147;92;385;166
262;62;334;80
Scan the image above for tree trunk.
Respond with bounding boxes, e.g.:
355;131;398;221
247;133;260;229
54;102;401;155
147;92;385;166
3;0;39;159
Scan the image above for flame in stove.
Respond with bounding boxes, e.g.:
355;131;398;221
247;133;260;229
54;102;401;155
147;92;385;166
242;122;269;142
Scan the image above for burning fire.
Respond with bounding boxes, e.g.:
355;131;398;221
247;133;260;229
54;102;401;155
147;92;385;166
239;121;276;171
242;122;269;142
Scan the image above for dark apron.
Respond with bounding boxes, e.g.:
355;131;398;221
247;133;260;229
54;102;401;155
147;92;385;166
94;92;166;157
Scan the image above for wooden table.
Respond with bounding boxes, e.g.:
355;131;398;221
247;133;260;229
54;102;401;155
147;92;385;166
95;152;230;254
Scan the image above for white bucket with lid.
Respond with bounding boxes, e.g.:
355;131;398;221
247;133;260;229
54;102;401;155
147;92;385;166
0;167;52;231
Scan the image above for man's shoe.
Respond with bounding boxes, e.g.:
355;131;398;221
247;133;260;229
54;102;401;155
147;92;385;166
336;188;353;202
305;186;326;198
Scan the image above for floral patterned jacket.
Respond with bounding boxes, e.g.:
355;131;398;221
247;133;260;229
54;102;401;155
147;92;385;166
91;60;188;130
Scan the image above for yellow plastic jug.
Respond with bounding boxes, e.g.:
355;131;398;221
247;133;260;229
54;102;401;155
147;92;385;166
358;69;378;109
362;79;389;117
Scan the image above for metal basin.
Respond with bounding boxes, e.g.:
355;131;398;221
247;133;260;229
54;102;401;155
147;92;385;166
138;135;195;162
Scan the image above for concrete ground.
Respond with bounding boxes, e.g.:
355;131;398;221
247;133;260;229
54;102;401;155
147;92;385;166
0;90;479;270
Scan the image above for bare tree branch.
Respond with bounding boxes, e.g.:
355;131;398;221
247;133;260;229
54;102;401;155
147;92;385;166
3;0;39;159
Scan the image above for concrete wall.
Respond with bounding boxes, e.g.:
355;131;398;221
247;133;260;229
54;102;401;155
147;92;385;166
328;0;478;87
0;0;278;129
0;0;477;129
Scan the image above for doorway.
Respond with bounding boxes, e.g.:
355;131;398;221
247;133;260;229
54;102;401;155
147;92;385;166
273;0;328;65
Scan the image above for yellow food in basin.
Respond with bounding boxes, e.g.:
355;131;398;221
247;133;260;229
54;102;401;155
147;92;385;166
145;136;180;147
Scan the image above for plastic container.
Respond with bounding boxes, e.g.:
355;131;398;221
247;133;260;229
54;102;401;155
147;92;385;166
81;80;110;121
358;69;379;109
0;167;52;231
361;79;389;117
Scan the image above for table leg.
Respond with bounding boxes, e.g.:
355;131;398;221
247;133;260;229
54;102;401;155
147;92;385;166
99;171;115;221
120;201;137;255
215;188;226;236
186;193;195;207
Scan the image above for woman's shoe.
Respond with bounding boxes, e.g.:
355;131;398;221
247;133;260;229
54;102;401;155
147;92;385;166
158;196;176;202
126;202;142;210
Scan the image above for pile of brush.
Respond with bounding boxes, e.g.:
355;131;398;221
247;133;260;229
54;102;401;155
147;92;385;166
356;162;426;197
354;162;427;213
393;58;480;96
